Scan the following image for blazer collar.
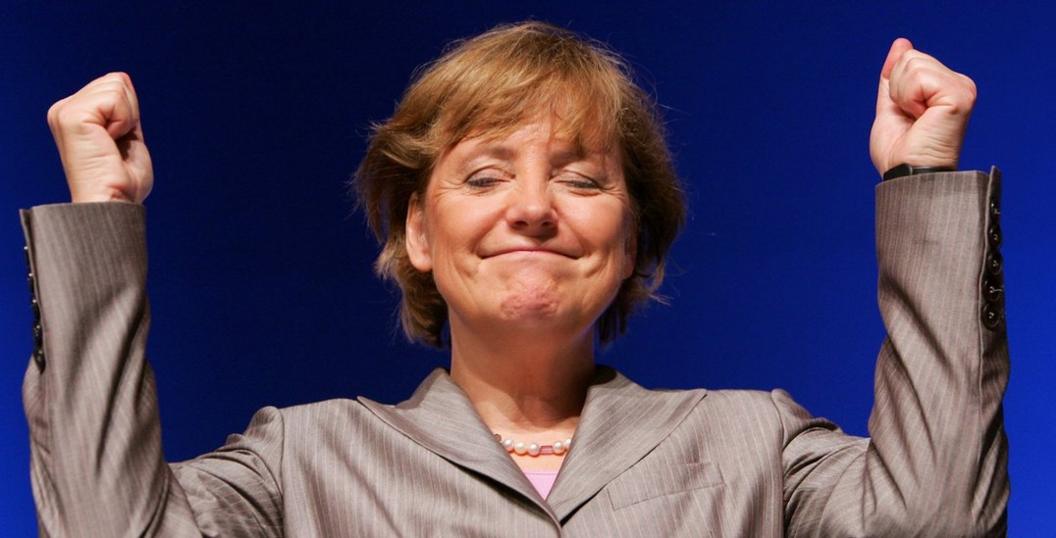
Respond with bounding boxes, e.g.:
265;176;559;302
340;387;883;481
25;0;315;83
358;365;707;524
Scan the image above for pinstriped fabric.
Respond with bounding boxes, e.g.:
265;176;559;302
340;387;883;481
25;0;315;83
20;169;1008;537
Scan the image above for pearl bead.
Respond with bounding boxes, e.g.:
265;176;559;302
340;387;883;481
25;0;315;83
490;432;573;457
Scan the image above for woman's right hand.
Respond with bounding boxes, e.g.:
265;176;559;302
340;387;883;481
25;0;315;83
46;72;153;204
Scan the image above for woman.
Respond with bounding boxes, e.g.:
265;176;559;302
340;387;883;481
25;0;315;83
23;21;1007;536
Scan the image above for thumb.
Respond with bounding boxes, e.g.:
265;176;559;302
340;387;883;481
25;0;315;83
881;37;914;81
876;37;914;112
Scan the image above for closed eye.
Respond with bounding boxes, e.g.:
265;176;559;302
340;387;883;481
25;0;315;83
466;176;503;188
556;170;604;189
465;174;605;191
561;179;601;189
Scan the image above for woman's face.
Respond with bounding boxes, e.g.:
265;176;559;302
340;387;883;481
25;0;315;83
405;116;635;340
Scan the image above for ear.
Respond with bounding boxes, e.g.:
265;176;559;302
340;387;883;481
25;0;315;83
405;191;433;272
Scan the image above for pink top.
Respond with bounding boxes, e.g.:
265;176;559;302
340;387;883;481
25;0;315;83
523;470;559;499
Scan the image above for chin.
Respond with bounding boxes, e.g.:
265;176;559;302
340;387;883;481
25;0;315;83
497;291;561;321
491;292;605;342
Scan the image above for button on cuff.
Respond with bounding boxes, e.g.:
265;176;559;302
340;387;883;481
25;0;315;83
982;302;1004;330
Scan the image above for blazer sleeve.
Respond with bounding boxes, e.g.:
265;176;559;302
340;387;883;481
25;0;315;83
20;202;285;537
778;168;1010;537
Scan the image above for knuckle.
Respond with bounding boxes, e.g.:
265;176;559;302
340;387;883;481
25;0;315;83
54;107;84;127
903;57;926;75
98;72;131;89
46;100;63;125
96;86;124;104
98;79;124;91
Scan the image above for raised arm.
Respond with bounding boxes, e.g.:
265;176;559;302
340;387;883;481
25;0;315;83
23;73;284;536
779;40;1009;536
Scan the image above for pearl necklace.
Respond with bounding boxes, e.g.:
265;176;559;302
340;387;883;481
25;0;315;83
493;433;572;457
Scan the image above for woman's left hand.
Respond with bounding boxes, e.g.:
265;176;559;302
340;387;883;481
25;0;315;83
869;38;977;177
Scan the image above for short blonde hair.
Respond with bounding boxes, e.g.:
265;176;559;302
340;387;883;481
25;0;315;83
354;20;685;347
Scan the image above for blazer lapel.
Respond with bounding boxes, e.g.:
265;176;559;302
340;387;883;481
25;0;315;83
546;367;707;522
357;366;707;524
357;368;557;519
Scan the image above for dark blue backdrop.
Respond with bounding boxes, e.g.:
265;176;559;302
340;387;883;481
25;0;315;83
3;2;1052;534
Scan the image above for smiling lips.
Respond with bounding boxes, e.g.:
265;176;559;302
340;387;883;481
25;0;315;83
484;247;576;259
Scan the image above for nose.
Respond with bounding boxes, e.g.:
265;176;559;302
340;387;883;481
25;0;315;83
505;178;557;237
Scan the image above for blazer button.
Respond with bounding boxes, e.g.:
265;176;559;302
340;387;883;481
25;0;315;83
985;250;1003;276
983;278;1004;303
982;302;1004;331
989;199;1001;219
33;348;45;367
988;223;1002;248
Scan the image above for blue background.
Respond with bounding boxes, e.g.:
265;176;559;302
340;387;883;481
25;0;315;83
2;2;1052;534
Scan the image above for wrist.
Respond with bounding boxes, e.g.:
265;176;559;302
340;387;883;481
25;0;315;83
70;186;136;204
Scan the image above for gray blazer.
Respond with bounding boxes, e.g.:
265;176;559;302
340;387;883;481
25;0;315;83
19;169;1009;537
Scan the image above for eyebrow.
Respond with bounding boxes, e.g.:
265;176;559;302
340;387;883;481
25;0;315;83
457;143;589;172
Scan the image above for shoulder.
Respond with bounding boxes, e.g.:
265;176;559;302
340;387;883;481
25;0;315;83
674;387;831;441
610;366;800;425
271;398;375;426
226;399;372;437
233;399;387;456
642;388;809;466
686;387;793;420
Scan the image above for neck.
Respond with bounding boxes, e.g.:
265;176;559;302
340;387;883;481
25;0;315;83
448;317;596;439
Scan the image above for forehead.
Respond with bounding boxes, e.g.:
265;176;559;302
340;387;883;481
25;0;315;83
438;115;620;168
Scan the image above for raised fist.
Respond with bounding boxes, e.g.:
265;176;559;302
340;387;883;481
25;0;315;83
869;38;977;177
46;72;153;204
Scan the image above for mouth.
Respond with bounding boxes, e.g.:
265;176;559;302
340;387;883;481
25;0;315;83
484;247;576;259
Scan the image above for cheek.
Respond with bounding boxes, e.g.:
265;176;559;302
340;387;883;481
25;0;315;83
426;199;491;269
570;202;633;264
